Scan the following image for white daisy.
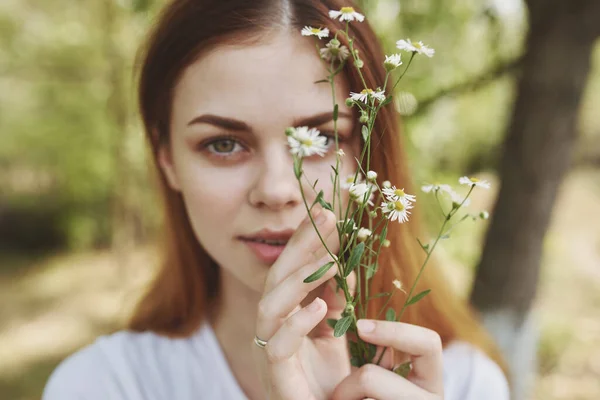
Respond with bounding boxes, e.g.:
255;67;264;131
366;170;377;181
357;227;372;241
341;173;364;189
349;182;375;206
286;126;328;158
381;200;413;223
328;6;365;22
336;149;345;157
301;26;330;39
384;53;402;71
421;183;453;194
320;40;350;62
396;39;435;58
349;88;386;104
382;186;416;206
459;176;491;190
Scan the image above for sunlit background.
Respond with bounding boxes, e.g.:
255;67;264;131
1;0;599;399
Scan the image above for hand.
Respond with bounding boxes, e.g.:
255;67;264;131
253;205;356;400
331;320;444;399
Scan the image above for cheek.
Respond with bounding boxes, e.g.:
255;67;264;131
173;153;250;237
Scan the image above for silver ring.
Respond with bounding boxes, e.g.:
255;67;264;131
253;335;268;349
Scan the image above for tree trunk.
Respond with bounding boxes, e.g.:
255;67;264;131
469;1;600;398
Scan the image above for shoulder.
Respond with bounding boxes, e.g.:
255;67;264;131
42;327;212;400
442;340;510;400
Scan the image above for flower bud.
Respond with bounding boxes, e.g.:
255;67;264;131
382;180;392;188
359;111;369;124
285;127;295;136
329;38;341;48
355;58;364;68
382;239;391;247
366;170;377;181
479;211;490;220
345;98;354;107
344;303;355;316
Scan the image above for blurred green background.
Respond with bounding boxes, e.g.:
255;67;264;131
1;0;599;399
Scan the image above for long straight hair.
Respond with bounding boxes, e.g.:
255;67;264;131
130;0;508;376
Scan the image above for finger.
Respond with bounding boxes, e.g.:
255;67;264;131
331;364;432;400
263;297;328;399
263;207;337;292
356;320;444;395
313;270;357;338
253;299;325;399
257;253;338;340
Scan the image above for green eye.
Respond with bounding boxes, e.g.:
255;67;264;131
210;139;236;153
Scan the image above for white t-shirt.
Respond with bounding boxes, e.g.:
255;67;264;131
43;321;509;399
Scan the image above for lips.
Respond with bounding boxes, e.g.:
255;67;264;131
239;229;295;264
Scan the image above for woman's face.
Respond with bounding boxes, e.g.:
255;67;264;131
159;31;360;293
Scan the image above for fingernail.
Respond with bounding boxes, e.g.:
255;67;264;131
357;319;376;333
307;297;322;312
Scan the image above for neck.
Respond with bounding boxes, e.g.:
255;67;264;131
209;268;264;399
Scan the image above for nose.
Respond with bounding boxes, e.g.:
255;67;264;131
248;143;302;211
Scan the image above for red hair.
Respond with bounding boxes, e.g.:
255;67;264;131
130;0;508;376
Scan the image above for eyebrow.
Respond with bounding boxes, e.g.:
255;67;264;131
187;111;353;132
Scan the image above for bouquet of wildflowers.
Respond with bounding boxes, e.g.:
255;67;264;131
286;6;491;374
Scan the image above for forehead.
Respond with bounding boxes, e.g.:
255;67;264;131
172;32;351;127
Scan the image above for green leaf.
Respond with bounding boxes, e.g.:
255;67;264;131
385;307;396;321
368;292;392;300
393;361;412;378
407;289;431;305
293;157;303;178
343;219;356;234
379;226;388;243
312;190;324;208
345;242;365;277
326;318;338;330
361;125;369;141
312;179;319;189
334;316;353;337
314;79;329;84
417;238;429;253
350;356;362;367
365;265;376;280
303;261;335;283
333;104;339;121
317;196;333;211
381;95;393;107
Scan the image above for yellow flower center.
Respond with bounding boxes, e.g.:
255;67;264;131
301;138;313;146
341;7;355;13
361;89;373;95
394;189;405;197
470;177;479;183
310;28;321;34
414;42;422;49
394;201;405;211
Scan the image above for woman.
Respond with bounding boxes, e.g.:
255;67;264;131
43;0;510;399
